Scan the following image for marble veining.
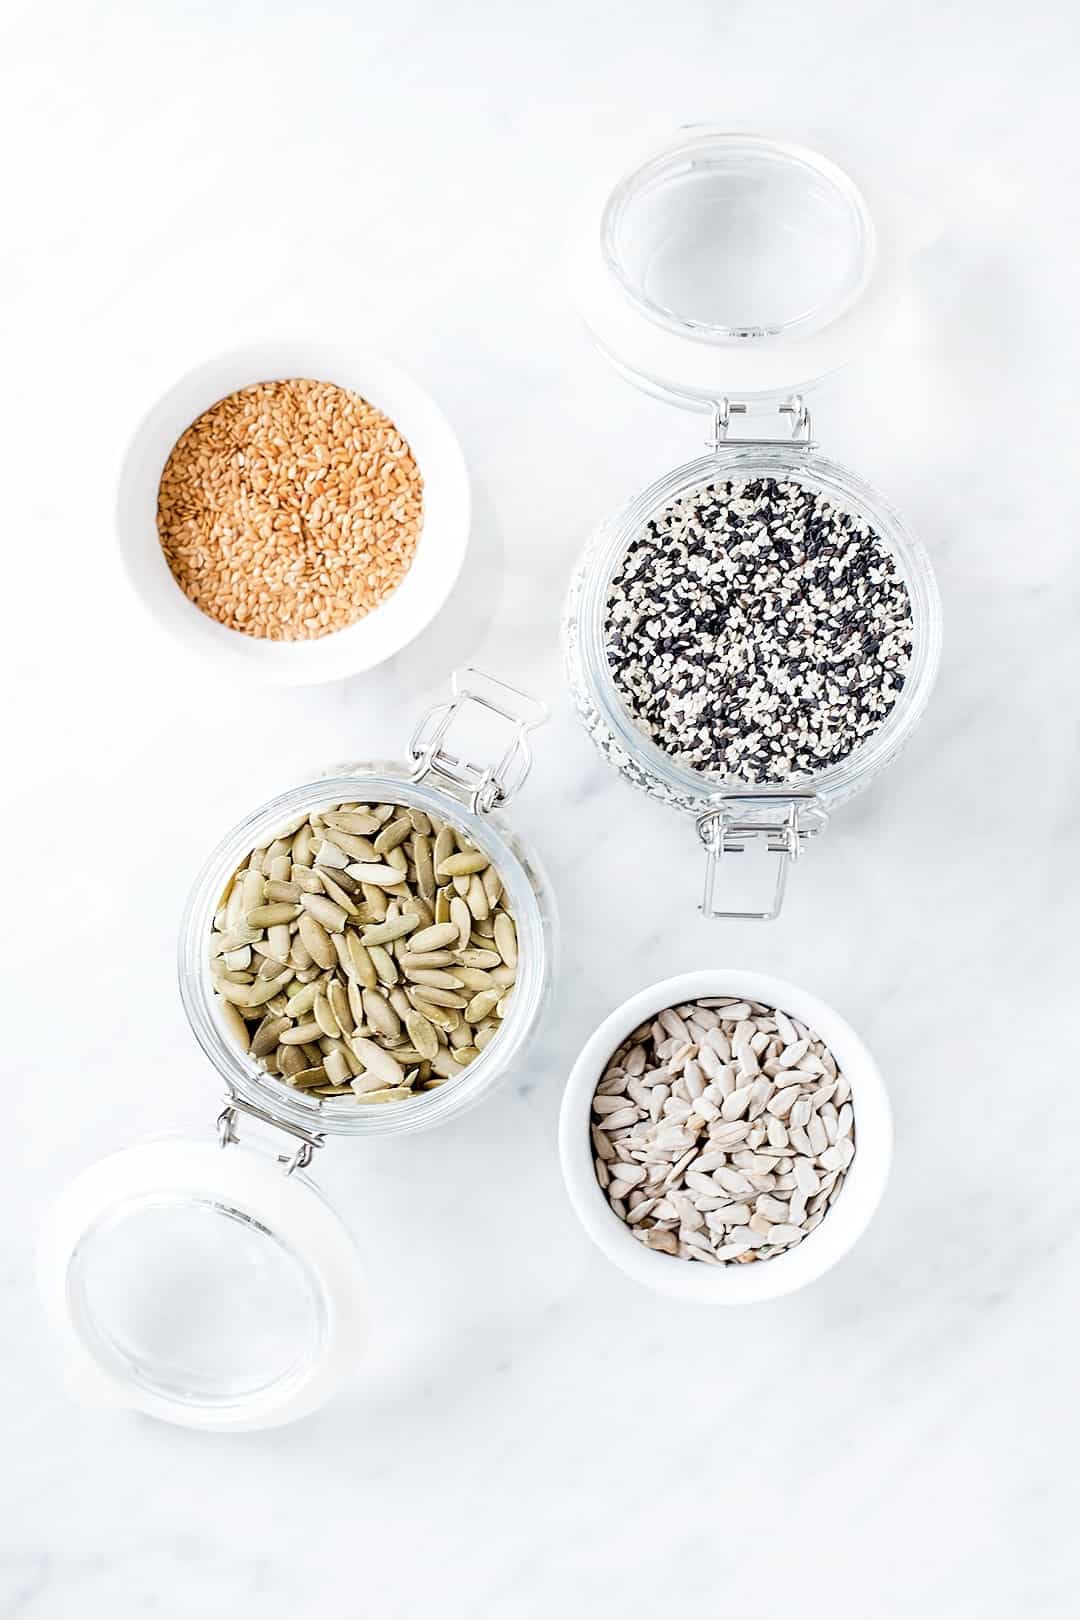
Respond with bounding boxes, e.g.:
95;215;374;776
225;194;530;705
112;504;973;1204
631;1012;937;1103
1;1;1077;1616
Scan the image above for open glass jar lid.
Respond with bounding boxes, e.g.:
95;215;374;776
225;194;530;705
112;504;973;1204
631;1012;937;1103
565;130;942;918
39;671;553;1430
568;127;907;407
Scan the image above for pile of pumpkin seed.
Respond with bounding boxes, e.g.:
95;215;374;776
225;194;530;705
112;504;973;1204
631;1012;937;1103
209;801;518;1102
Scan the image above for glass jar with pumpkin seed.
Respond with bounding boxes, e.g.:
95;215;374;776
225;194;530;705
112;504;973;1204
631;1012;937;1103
39;671;555;1434
182;669;555;1137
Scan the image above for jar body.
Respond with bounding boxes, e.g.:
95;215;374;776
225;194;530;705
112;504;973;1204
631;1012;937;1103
564;443;942;825
180;763;556;1138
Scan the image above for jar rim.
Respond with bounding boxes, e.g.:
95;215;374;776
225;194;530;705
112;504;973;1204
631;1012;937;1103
601;130;876;347
179;768;552;1139
571;446;942;810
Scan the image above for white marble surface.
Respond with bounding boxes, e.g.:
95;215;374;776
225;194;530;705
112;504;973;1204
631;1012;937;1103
2;1;1077;1615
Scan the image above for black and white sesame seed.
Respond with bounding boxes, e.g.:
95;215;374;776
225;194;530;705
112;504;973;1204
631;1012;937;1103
604;476;914;786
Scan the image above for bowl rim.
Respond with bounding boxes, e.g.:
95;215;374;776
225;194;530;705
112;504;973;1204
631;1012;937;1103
558;968;892;1303
115;341;470;687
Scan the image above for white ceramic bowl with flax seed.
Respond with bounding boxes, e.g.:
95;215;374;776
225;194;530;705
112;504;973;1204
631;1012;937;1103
558;971;892;1303
116;342;470;685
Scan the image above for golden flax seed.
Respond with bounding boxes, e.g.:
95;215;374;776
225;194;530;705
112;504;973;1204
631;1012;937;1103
157;378;423;640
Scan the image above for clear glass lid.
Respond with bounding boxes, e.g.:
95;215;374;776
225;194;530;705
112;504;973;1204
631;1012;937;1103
570;129;902;407
39;1139;368;1431
603;133;872;342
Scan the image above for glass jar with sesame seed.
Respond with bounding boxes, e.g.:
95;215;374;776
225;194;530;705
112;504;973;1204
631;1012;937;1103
39;670;556;1431
563;130;943;918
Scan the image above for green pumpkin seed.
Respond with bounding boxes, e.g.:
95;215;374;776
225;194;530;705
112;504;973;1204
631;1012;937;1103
367;943;398;986
455;947;501;969
360;882;389;922
436;850;489;878
411;832;435;902
251;1015;290;1057
406;967;464;990
300;893;349;932
465;988;501;1022
219;1000;250;1047
287;1065;328;1090
349;1037;406;1087
328;978;352;1035
265;880;301;903
316;872;360;916
398;950;456;969
347;977;366;1028
214;973;289;1008
286;982;319;1018
433;825;455;878
374;816;412;855
406;984;467;1009
409;922;460;953
361;913;420;946
362;988;401;1039
493;911;517;968
314;839;350;870
247;903;300;928
324;1049;352;1086
346;862;409;888
279;1020;322;1045
279;1044;307;1076
456;967;496;992
323;809;380;836
298;912;336;969
313;991;341;1040
405;1009;440;1061
292;866;324;894
449;896;472;949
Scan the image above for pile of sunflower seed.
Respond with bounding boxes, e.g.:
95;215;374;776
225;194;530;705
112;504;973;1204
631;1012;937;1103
591;997;854;1263
605;475;914;785
210;801;517;1103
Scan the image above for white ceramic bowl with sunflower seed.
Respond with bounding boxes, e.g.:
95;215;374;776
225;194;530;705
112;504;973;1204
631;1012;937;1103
558;970;892;1303
116;341;470;685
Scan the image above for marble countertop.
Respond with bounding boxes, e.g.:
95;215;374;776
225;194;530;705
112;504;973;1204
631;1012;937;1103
2;1;1076;1615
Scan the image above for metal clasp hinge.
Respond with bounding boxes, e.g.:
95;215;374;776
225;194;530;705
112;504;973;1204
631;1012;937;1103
409;667;550;815
706;395;816;452
697;794;828;921
217;1094;326;1177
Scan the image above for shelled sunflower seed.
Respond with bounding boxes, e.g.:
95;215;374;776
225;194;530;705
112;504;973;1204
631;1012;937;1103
591;998;855;1264
209;801;518;1103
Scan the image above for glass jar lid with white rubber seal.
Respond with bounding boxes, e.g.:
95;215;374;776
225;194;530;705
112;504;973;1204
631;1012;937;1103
564;129;942;918
39;670;555;1431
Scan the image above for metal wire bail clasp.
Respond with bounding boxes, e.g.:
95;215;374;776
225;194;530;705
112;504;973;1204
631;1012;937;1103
408;668;550;814
706;395;815;452
697;793;828;921
217;1092;326;1176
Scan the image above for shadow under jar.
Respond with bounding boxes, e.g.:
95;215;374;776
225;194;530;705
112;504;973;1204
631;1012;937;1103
39;671;555;1433
564;129;943;918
